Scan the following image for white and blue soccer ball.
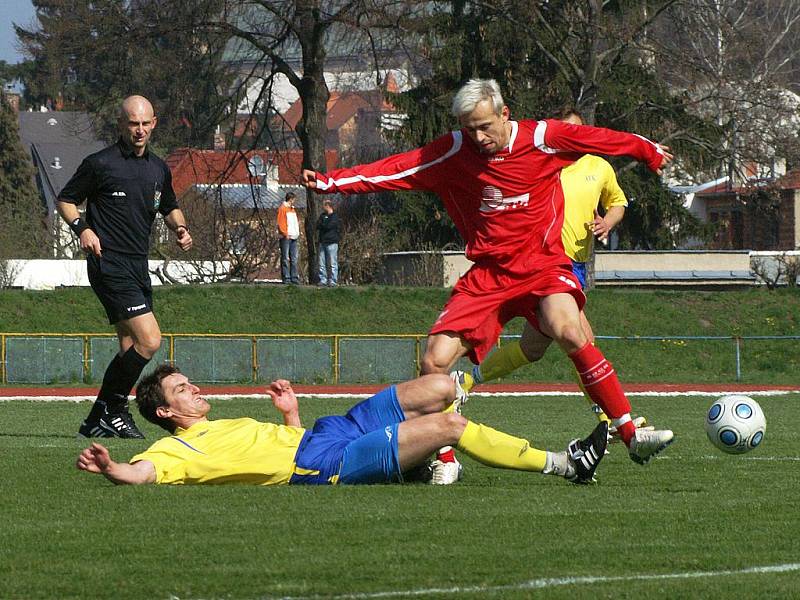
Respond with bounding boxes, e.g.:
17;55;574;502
705;395;766;454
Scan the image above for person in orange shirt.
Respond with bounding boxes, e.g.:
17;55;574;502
277;192;301;284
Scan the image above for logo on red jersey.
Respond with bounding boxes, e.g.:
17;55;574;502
479;186;530;212
558;275;578;289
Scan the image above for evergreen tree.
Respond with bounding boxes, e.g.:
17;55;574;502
0;93;48;259
15;0;232;150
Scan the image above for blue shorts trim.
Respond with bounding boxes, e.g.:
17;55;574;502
571;260;587;290
290;386;405;485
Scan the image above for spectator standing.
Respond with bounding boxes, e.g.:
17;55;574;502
316;199;340;286
277;192;300;284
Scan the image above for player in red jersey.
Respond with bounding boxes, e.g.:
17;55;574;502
302;79;675;477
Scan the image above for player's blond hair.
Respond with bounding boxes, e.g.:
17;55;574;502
451;79;505;117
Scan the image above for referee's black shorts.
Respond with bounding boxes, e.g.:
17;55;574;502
87;251;153;325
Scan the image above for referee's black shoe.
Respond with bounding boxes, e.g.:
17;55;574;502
78;407;145;439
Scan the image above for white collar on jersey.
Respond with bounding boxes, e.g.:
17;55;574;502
504;121;519;153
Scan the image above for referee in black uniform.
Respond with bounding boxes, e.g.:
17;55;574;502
57;95;193;438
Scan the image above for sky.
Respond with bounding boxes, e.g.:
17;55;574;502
0;0;36;65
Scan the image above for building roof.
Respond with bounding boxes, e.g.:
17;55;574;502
17;111;106;212
190;183;307;210
166;149;273;197
279;76;399;132
167;148;338;197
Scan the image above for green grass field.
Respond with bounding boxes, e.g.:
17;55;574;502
2;392;798;599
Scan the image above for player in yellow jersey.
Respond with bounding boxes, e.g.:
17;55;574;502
76;364;609;486
454;109;648;442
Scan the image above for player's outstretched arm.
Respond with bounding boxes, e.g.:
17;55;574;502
266;380;301;427
299;134;454;195
76;442;156;485
544;120;674;174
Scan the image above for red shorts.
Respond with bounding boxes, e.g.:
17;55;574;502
429;264;585;364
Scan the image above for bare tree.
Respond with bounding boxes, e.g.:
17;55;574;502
196;1;422;283
651;0;800;182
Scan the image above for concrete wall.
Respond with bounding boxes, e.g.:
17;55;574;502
380;250;783;287
594;250;752;271
1;260;232;290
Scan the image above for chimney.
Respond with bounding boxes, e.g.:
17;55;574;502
213;125;225;151
52;157;62;169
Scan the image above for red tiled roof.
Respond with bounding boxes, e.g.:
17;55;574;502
166;148;338;196
273;149;338;184
279;88;397;132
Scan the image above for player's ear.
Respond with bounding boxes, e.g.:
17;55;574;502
155;405;171;418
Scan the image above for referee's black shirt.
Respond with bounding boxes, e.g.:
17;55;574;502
59;138;179;257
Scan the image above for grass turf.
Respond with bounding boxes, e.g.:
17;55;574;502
1;393;798;599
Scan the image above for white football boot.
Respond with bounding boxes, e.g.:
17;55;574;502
628;428;675;465
430;459;463;485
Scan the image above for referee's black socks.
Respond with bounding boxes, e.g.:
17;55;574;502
91;345;151;416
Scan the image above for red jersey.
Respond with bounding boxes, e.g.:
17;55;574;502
312;119;664;275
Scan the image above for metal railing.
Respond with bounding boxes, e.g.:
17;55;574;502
1;332;797;385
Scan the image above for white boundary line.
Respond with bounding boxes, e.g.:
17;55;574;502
279;563;800;599
0;389;797;402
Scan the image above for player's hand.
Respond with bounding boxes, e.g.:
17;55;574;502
176;226;192;252
79;229;102;257
655;144;673;175
76;442;113;474
590;209;611;244
267;379;301;426
301;169;318;189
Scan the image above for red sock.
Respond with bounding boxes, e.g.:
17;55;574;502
437;447;456;463
569;343;635;445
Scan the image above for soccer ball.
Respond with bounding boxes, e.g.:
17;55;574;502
705;395;766;454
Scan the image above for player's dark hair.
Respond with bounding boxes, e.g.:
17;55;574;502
557;106;584;123
135;364;180;433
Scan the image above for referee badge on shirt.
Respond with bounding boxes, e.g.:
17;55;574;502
153;183;162;210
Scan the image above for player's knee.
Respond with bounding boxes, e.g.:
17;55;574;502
427;373;456;407
420;353;448;375
439;412;467;444
553;321;587;353
136;334;161;358
519;340;546;362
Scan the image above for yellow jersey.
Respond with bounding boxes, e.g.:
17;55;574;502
130;418;306;485
560;154;627;263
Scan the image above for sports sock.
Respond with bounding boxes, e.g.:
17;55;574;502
437;447;457;463
456;421;547;472
542;451;575;479
476;340;530;384
569;342;635;445
572;364;611;425
94;345;151;414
